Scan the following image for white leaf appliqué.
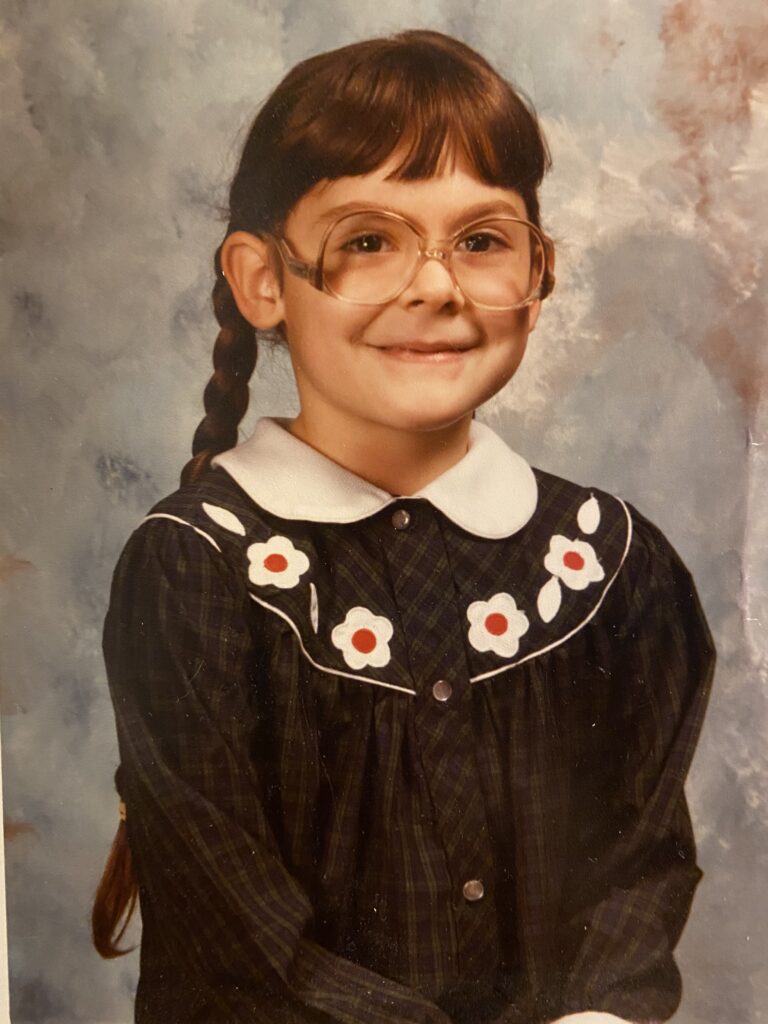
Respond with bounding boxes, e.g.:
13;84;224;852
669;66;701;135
202;502;246;536
576;494;601;535
309;582;319;634
537;576;562;623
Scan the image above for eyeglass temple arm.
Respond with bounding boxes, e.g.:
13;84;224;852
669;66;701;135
275;239;323;289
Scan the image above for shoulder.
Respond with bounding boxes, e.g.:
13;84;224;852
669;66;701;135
600;496;711;643
111;464;328;602
527;465;705;633
529;467;632;555
519;467;633;626
110;468;276;599
531;465;689;574
144;466;272;543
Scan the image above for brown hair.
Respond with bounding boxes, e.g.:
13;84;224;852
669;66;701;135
93;28;551;958
92;768;138;957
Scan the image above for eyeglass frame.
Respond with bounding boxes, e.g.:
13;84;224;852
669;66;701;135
270;208;556;311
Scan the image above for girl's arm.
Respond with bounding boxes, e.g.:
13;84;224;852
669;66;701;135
490;509;713;1024
546;511;715;1024
104;517;452;1024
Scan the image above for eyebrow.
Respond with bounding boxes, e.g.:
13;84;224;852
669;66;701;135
314;199;527;231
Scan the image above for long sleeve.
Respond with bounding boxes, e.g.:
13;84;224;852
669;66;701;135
103;518;451;1024
551;510;716;1023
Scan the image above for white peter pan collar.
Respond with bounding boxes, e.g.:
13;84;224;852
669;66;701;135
212;417;538;540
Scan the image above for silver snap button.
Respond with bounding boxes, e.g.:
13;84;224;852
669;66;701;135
391;508;411;530
462;879;485;902
432;679;453;702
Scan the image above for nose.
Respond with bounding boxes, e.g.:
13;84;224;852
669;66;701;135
399;251;466;310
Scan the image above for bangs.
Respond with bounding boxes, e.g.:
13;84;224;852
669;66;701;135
230;31;550;230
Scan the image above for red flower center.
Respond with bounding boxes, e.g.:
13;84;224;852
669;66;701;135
351;628;377;654
484;612;508;636
563;550;585;571
263;553;289;573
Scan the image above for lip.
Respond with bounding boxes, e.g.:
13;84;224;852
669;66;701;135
371;340;479;363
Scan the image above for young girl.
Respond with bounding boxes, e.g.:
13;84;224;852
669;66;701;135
92;29;715;1024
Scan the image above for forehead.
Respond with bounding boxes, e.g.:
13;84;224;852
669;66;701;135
284;150;529;238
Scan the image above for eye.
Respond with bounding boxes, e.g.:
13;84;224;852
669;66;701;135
342;232;390;254
458;231;509;254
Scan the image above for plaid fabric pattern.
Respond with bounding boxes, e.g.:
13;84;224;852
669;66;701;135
103;467;715;1024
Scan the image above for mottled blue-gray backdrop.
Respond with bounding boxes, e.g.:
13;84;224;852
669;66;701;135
1;1;766;1021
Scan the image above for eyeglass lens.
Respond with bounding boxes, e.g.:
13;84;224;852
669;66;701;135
320;212;546;308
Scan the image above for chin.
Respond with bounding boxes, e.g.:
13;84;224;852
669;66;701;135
377;405;475;434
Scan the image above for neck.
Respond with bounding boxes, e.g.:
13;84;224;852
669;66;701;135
287;410;473;495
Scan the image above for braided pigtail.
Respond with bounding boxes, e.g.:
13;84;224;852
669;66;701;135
181;253;258;486
91;265;257;956
91;767;138;958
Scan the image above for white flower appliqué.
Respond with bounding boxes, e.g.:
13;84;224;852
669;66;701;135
467;593;529;658
543;535;605;591
331;607;393;670
247;535;310;589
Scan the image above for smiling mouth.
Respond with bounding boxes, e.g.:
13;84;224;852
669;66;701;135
373;342;477;364
376;340;478;354
378;339;475;352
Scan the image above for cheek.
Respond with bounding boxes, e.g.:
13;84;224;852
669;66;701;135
284;325;361;383
281;304;386;394
282;284;379;347
491;342;528;390
485;308;531;355
481;311;532;384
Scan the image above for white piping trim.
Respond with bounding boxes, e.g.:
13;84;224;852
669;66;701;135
141;513;222;553
249;593;417;696
469;498;634;683
145;500;633;693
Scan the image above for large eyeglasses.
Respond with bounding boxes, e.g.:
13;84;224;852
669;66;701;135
274;209;555;310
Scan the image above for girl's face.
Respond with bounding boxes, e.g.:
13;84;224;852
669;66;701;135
251;152;544;444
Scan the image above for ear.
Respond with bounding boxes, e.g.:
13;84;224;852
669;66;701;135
527;240;556;334
220;231;285;330
526;300;542;333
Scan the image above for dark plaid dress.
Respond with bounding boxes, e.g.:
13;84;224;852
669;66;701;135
103;451;714;1024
